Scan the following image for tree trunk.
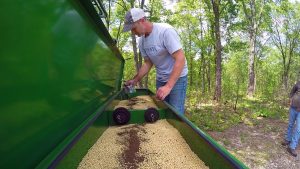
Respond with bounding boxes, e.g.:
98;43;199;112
207;25;213;94
131;33;143;88
199;15;206;94
129;1;144;88
189;33;193;86
212;0;222;101
282;71;288;90
247;29;256;97
140;0;148;88
206;44;212;94
138;52;143;87
200;52;205;94
207;54;211;93
140;0;145;8
283;51;293;90
241;0;265;97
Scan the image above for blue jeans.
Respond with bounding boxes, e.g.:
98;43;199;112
156;76;187;115
285;107;300;149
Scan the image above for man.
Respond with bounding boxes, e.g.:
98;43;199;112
282;80;300;157
123;8;188;115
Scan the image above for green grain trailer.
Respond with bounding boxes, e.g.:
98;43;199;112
0;0;248;168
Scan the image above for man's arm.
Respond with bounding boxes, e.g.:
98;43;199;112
126;58;153;86
156;49;185;100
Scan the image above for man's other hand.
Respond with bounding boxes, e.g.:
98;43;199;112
156;85;172;100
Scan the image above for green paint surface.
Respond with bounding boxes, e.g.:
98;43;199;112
0;0;123;168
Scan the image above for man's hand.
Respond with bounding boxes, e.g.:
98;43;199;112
156;85;172;100
125;79;136;86
125;58;153;87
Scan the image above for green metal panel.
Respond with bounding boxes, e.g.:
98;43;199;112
0;0;123;168
55;108;109;169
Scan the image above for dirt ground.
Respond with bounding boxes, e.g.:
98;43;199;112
208;118;300;169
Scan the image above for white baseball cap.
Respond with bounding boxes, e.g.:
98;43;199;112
123;8;145;32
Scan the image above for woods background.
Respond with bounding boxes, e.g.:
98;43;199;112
100;0;300;131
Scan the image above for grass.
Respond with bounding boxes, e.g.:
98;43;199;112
222;138;231;146
185;96;289;132
263;125;281;133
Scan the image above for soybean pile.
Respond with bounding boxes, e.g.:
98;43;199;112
114;95;158;110
78;120;208;169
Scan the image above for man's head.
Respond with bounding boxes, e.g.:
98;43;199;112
123;8;147;36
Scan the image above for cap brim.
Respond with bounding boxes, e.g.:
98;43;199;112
123;23;133;32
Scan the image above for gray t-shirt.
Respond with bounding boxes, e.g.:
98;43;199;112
138;23;188;82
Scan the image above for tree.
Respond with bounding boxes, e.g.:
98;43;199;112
204;0;237;101
239;0;269;97
211;0;222;101
269;1;300;89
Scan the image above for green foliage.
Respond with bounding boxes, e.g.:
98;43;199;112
240;98;288;120
145;0;165;22
104;0;300;132
186;102;243;131
186;97;288;132
255;49;282;97
223;49;248;100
